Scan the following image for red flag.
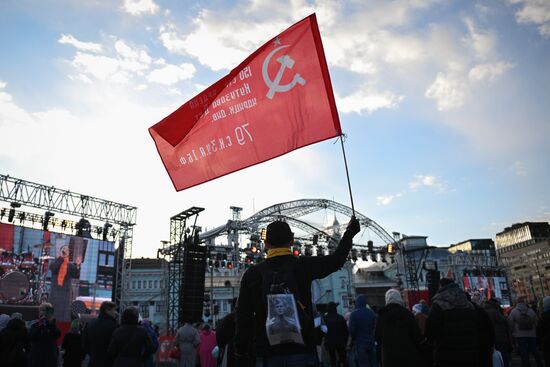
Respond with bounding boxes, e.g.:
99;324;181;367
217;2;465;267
149;14;341;191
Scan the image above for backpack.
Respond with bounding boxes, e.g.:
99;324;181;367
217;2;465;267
517;309;534;330
257;258;313;346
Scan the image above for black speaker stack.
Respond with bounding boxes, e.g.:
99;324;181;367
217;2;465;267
179;244;207;323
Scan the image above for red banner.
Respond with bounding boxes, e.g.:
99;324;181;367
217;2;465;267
149;14;341;191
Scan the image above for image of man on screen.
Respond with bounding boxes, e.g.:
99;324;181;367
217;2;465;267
49;244;80;321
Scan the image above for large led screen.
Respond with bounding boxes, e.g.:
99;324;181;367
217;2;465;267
462;276;510;307
0;222;115;321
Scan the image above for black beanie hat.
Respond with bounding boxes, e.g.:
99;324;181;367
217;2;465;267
266;221;293;246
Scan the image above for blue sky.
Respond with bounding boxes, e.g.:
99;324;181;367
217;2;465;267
1;0;549;257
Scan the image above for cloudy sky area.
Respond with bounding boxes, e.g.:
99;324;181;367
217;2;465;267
1;0;549;257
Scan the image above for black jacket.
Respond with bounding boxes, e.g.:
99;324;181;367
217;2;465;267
62;332;85;367
29;318;61;367
425;283;494;367
482;299;512;347
537;310;550;361
235;228;355;359
216;312;237;367
108;324;154;367
323;311;348;348
0;318;30;367
375;303;425;367
83;313;118;367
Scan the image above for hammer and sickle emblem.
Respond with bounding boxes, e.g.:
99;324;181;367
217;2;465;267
262;45;306;99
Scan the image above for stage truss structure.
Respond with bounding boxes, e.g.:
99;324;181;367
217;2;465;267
0;174;137;309
197;198;422;293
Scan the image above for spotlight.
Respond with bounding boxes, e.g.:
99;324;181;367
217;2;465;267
43;211;54;231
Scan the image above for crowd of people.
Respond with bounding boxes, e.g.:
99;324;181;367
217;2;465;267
310;284;550;367
0;217;548;367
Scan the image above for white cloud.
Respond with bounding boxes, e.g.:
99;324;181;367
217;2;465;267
409;175;445;192
469;62;514;82
510;0;550;37
425;71;469;111
72;52;126;82
63;38;160;85
122;0;159;15
376;193;403;206
147;63;196;85
114;40;153;72
336;87;403;114
58;34;103;53
463;18;497;60
159;14;287;71
512;160;528;176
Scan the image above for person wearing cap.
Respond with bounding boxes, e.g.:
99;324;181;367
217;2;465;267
29;302;61;367
0;312;30;367
323;301;349;367
235;216;360;367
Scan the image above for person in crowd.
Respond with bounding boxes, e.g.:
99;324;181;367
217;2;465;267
0;313;9;331
348;295;375;367
198;324;217;367
142;318;159;367
426;278;494;367
62;319;85;367
108;306;154;367
508;296;544;367
216;303;237;367
412;302;429;336
83;300;119;367
375;289;425;367
29;302;61;367
0;312;30;367
537;296;550;367
323;301;349;367
174;320;201;367
235;217;360;367
482;298;513;367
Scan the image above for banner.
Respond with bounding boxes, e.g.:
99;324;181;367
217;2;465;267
149;13;341;191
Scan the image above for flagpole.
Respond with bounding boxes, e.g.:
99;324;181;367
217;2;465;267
339;135;355;216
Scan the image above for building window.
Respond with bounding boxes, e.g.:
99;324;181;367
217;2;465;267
154;280;158;288
138;281;142;289
149;280;153;288
132;281;136;289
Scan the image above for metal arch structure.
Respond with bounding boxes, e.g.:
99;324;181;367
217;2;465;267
200;198;394;246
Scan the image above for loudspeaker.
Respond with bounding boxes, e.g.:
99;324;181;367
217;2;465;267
179;244;207;323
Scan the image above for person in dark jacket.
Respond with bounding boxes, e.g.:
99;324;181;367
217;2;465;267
83;300;119;367
142;318;159;367
426;278;494;367
216;308;237;367
29;302;62;367
235;217;360;367
348;295;376;367
108;306;154;367
324;301;349;367
537;296;550;367
0;313;30;367
482;298;513;367
375;289;425;367
509;296;544;367
62;319;85;367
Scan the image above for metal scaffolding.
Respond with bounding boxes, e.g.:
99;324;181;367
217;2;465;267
0;174;137;308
